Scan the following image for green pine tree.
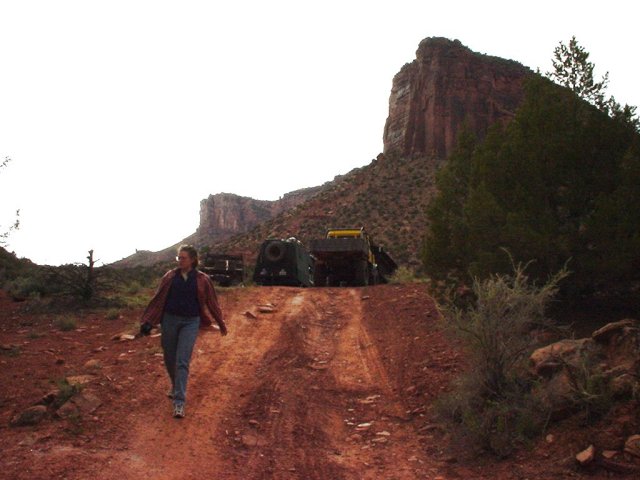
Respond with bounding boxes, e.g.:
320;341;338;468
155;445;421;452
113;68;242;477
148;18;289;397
422;127;476;278
422;73;640;300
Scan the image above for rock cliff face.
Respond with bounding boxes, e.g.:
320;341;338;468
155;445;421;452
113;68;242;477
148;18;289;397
383;37;532;159
196;187;323;246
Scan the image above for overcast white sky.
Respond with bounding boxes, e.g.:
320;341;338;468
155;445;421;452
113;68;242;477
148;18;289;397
1;1;637;266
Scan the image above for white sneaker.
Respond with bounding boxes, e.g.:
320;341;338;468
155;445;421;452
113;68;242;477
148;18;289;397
173;404;185;419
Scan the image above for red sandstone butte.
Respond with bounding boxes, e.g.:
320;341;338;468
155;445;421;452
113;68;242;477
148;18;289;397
383;37;532;159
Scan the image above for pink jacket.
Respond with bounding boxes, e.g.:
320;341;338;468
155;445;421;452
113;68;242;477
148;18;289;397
141;268;226;332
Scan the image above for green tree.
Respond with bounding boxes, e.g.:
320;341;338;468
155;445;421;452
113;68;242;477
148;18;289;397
548;36;638;131
423;72;640;299
548;36;608;108
422;127;476;278
584;141;640;291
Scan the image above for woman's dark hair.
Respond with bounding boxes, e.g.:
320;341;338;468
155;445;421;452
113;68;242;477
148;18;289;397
178;245;199;268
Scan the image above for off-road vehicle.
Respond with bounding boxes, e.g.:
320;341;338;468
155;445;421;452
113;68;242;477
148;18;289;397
253;238;314;287
310;228;396;287
201;253;245;287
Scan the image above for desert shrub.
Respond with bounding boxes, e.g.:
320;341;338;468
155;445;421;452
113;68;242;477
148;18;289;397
105;308;120;320
0;247;39;288
52;378;86;433
108;266;160;290
49;262;100;301
124;280;143;295
441;373;547;457
62;264;164;308
388;265;421;284
4;274;50;299
45;250;149;303
52;378;83;409
53;315;77;331
563;353;615;422
437;261;568;456
1;257;51;299
123;292;153;309
1;249;136;306
101;276;151;309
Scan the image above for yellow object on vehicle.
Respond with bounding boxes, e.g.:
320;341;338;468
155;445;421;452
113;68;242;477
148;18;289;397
326;228;365;239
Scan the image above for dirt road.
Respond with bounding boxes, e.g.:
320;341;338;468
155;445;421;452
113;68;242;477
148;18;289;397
2;285;611;479
101;286;453;479
2;285;462;479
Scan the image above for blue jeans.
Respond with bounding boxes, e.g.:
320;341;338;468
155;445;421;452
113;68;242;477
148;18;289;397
161;312;200;406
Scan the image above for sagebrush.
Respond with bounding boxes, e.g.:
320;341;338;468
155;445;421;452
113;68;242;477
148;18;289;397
438;261;568;456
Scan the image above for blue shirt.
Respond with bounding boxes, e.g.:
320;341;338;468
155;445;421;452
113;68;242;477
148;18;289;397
164;269;200;317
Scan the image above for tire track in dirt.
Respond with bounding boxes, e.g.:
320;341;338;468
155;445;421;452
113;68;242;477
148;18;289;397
219;288;347;479
328;289;442;479
218;287;443;479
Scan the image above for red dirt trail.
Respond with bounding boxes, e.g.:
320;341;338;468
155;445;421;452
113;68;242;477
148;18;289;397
0;285;618;479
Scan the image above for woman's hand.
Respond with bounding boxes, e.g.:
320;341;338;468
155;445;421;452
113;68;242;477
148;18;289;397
140;322;153;336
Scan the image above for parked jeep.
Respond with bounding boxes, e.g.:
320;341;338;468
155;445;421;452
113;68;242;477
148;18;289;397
253;238;314;287
201;253;245;287
310;227;397;286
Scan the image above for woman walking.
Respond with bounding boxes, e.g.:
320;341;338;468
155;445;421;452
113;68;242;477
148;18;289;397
140;245;227;418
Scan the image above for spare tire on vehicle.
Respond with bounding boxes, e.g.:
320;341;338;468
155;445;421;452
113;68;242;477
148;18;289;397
265;241;286;262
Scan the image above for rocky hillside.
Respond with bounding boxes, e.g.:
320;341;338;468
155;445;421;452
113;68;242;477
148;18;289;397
217;152;439;270
116;37;533;270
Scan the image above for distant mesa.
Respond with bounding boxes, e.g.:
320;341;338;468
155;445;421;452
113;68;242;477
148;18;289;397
196;188;324;246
